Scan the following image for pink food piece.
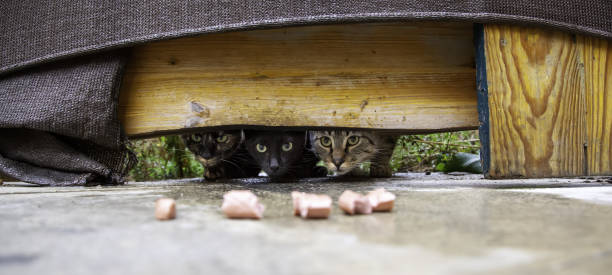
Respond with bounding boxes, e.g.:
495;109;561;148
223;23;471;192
221;190;265;219
366;188;396;212
291;191;302;216
338;190;372;215
291;191;332;219
155;198;176;220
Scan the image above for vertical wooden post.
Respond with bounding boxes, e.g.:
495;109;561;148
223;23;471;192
479;24;611;178
580;37;612;175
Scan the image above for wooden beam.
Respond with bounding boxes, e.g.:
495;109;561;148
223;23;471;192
483;24;612;178
580;36;612;175
119;22;478;137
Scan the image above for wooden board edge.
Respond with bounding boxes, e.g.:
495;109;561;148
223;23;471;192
126;125;479;140
474;23;490;177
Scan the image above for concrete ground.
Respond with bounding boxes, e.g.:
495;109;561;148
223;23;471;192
1;173;612;275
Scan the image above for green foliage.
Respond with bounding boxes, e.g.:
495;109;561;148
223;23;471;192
127;135;203;181
128;131;481;181
390;130;480;173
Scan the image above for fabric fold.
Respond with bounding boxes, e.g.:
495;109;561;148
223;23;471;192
0;50;133;186
1;0;610;75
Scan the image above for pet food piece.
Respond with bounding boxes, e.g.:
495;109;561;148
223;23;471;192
291;192;302;216
366;188;396;212
155;198;176;220
291;191;332;219
338;190;372;215
222;190;265;219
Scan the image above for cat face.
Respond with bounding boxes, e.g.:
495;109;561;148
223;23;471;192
309;130;378;175
181;130;243;167
245;131;306;179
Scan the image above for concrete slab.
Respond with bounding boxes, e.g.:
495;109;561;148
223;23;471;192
1;173;612;275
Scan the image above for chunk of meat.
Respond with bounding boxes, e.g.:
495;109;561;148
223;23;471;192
338;190;372;215
291;191;332;219
366;188;396;212
155;198;176;220
221;190;265;219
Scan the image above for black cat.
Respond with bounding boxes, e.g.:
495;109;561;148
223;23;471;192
244;131;327;181
182;130;260;180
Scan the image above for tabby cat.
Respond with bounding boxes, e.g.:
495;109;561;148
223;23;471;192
245;131;327;181
309;130;397;177
182;130;260;180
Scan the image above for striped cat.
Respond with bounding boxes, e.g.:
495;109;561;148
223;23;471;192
309;130;397;177
182;130;260;180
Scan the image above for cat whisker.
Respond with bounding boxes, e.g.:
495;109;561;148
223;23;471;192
221;159;242;170
229;156;253;161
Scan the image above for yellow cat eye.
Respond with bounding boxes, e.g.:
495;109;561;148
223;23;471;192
216;135;229;143
320;137;332;147
256;144;267;153
282;142;293;152
347;136;360;146
191;134;202;142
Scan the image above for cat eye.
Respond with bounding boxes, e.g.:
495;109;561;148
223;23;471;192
347;136;360;146
320;137;332;147
191;134;202;142
282;142;293;152
256;144;267;153
216;135;229;143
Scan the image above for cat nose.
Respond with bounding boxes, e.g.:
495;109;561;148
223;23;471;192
270;158;280;172
201;151;212;159
333;158;344;168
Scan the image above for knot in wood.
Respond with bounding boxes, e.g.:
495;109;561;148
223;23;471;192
190;101;210;117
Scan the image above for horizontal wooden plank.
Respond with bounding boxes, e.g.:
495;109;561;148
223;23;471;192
119;22;478;136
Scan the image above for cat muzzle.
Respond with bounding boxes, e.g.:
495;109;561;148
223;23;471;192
333;159;344;169
196;156;218;167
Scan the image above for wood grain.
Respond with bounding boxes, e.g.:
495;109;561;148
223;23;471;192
119;22;478;137
485;24;611;178
580;36;612;175
485;25;584;177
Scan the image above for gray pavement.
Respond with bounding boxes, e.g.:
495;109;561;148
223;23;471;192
1;173;612;275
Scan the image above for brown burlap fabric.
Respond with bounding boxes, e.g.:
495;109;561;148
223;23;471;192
0;0;609;185
0;51;132;185
1;0;610;75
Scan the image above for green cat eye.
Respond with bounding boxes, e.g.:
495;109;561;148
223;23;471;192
320;137;332;147
191;134;202;142
347;136;360;146
256;144;267;153
282;142;293;152
216;135;229;143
